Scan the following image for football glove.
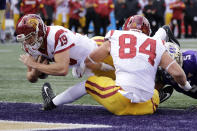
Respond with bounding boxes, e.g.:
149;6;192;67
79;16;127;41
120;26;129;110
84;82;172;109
72;62;86;78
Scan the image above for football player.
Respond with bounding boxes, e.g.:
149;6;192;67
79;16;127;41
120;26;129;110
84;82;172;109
83;15;193;115
16;14;115;110
16;14;114;82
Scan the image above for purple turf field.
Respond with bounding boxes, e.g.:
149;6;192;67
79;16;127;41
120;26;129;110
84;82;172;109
0;102;197;130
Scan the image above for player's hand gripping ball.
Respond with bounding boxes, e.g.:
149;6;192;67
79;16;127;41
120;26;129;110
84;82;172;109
37;55;49;79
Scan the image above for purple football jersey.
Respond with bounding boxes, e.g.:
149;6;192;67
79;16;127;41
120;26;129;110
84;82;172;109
182;50;197;87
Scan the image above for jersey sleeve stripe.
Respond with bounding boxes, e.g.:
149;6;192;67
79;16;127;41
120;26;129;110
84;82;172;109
54;29;66;50
54;43;75;54
110;30;115;37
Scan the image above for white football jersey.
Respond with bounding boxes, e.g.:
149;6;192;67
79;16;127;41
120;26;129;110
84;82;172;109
165;0;176;14
105;30;166;102
40;26;98;67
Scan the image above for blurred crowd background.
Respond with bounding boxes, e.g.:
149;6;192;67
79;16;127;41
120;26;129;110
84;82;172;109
1;0;197;44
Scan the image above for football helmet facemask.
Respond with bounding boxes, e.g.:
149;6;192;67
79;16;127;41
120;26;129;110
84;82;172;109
16;14;46;57
122;15;151;36
165;42;183;67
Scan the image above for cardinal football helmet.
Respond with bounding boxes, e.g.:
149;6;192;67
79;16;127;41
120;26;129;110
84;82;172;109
122;15;151;36
16;14;46;57
165;42;183;67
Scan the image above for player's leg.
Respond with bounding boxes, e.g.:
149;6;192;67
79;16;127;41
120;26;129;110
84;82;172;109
63;13;69;28
0;10;5;29
86;76;159;115
158;84;174;103
155;69;174;103
153;25;180;46
54;13;63;26
12;13;20;41
165;12;172;25
0;16;5;43
42;81;87;110
85;76;125;115
13;14;20;30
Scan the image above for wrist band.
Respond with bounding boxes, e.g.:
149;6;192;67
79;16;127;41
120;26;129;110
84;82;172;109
179;81;192;91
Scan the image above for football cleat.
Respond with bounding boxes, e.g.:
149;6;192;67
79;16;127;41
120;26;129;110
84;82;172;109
159;84;174;103
162;25;180;47
42;82;56;110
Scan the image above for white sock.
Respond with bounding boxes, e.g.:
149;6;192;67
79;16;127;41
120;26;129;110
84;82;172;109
153;28;167;41
0;30;5;40
52;81;87;106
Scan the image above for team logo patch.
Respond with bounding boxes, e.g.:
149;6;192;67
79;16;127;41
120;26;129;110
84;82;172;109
27;18;39;29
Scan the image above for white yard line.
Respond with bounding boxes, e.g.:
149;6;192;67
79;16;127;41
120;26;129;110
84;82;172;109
0;120;112;131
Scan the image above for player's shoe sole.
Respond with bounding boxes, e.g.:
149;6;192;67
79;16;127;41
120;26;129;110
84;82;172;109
42;82;56;110
162;25;180;47
159;84;174;103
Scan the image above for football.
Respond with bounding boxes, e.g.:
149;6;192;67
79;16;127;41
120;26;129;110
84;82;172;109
37;55;49;79
38;73;48;79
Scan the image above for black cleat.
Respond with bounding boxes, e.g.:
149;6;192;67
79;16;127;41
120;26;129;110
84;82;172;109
162;25;180;47
159;84;174;103
42;82;57;110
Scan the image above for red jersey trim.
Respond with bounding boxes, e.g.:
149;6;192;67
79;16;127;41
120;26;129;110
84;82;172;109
54;29;67;50
110;30;115;37
54;43;75;54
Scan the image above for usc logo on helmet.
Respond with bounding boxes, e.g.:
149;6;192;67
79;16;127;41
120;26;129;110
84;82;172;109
27;18;39;29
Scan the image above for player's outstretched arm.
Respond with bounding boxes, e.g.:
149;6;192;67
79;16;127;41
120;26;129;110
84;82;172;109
159;51;192;91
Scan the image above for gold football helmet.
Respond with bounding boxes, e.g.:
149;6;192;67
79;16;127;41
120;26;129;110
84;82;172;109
165;42;183;67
